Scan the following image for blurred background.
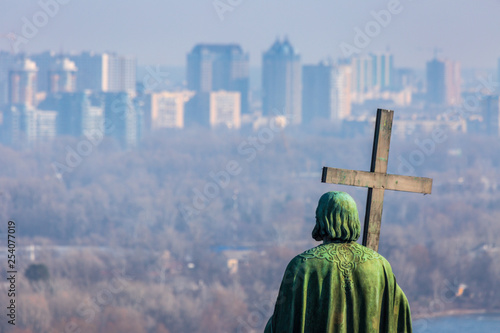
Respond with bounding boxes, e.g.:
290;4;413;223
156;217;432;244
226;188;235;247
1;0;500;332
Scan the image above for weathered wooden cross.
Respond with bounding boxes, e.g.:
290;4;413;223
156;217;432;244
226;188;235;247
321;109;433;252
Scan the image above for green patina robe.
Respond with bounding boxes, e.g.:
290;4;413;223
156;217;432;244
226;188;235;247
264;241;412;333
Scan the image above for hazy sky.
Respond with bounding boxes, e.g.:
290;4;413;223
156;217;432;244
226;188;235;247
1;0;499;68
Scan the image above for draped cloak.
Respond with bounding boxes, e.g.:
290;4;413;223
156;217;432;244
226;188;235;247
264;242;412;333
264;192;412;333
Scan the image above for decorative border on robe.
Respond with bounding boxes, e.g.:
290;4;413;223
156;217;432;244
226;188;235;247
299;242;383;293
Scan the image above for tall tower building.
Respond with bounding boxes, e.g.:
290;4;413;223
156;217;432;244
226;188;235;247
31;109;58;143
1;105;22;145
108;54;137;93
48;58;77;93
482;95;500;137
2;104;57;145
332;64;352;120
262;38;302;124
31;51;58;93
371;53;393;91
426;58;461;106
426;58;445;105
82;103;104;139
351;55;373;94
57;92;91;136
69;52;136;93
69;52;109;91
9;58;38;107
187;44;249;114
445;60;461;105
302;62;331;123
302;61;352;124
104;92;138;147
0;52;19;107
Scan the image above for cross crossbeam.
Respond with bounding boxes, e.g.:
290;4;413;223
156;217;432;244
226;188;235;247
321;109;433;252
321;168;433;194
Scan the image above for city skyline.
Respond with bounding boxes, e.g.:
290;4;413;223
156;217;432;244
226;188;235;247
2;40;497;149
1;29;499;149
1;1;500;68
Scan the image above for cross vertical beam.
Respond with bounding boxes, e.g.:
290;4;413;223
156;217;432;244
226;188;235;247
362;109;393;251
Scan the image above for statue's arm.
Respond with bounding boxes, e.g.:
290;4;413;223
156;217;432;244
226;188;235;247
263;256;304;333
263;315;274;333
394;283;412;333
383;259;412;333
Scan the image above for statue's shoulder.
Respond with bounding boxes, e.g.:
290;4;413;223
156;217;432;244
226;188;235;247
297;242;385;265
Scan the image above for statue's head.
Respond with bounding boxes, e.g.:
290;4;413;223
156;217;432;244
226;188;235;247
312;191;361;242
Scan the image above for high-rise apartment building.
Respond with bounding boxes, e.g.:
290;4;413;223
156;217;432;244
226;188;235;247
445;60;461;105
147;91;194;129
331;64;352;120
426;58;445;105
69;52;109;91
2;104;57;145
31;108;58;143
351;55;373;94
302;62;331;123
82;101;104;139
371;53;393;91
209;90;241;129
262;38;302;124
57;92;89;136
187;44;249;114
482;95;500;136
48;58;77;93
31;51;58;93
0;52;19;107
302;61;352;124
104;92;138;147
1;105;22;145
108;54;136;93
32;52;133;94
9;58;38;107
69;52;136;93
351;53;393;99
426;58;461;106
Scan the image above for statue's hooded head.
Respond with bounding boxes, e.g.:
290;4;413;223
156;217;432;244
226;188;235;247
312;191;361;242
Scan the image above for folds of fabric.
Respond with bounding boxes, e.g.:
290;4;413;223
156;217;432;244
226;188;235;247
264;242;412;333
